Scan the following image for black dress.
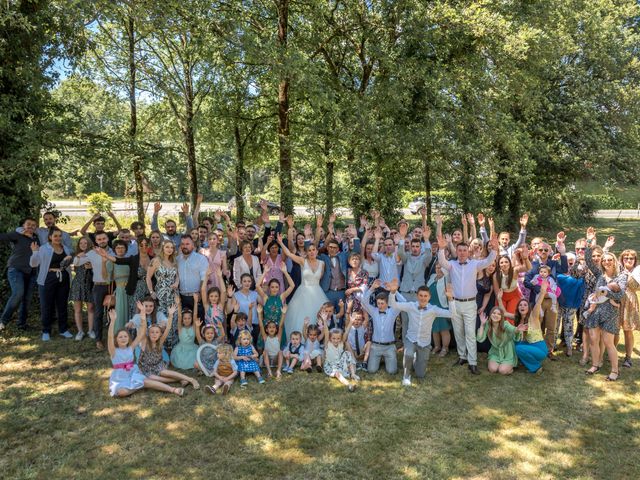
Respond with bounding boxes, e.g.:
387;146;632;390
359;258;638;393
476;275;495;353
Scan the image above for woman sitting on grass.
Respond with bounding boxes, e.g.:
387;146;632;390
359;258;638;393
514;280;549;374
107;308;184;397
477;306;527;375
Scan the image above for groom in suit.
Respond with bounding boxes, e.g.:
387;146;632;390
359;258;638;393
318;237;361;310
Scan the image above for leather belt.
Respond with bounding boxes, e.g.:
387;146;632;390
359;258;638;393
454;297;476;302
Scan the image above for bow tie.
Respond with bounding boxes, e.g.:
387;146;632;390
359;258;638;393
419;306;429;311
379;311;387;315
459;261;468;265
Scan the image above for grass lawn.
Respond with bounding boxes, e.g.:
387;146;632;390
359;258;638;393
1;327;639;480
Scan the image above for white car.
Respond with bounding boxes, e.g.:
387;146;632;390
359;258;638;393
408;197;457;214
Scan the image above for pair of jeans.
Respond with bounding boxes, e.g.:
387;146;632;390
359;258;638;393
39;271;70;334
1;268;36;327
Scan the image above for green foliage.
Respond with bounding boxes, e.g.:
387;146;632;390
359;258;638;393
85;192;113;214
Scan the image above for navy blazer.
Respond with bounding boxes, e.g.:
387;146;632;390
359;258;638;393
524;256;568;302
319;238;361;292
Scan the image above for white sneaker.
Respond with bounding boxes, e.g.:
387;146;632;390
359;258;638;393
402;377;412;386
59;331;73;339
0;322;5;331
88;331;96;340
42;333;51;342
75;331;85;341
351;373;361;381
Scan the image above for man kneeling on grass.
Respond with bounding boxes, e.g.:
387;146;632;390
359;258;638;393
387;278;456;386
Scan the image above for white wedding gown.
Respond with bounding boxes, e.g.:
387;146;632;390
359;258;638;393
284;260;329;339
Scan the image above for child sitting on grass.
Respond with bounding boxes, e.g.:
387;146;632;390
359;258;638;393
107;308;183;397
137;300;199;390
206;344;238;395
300;318;323;373
322;314;358;392
234;330;265;387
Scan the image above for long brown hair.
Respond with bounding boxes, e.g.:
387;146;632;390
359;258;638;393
486;306;506;340
496;255;514;288
75;235;94;255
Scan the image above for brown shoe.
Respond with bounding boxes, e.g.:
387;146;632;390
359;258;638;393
565;346;572;357
96;341;105;351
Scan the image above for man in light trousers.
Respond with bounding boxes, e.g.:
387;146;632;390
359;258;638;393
437;231;498;374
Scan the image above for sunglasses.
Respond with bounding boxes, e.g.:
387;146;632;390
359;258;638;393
575;247;586;251
538;248;549;253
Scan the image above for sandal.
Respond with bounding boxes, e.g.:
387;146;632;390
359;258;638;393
585;366;601;375
605;371;619;381
579;357;588;366
173;387;184;397
438;348;449;358
622;357;632;368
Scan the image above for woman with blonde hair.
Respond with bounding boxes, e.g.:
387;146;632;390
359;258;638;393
584;246;627;381
619;249;640;368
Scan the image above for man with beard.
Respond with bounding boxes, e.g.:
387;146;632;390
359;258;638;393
151;202;194;248
176;235;208;319
74;232;114;350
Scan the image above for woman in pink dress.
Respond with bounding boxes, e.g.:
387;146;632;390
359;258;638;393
261;235;286;295
200;233;228;290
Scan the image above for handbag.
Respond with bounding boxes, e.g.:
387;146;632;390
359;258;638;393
103;282;115;308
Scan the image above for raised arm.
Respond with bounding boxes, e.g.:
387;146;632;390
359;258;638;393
280;263;295;301
146;258;160;298
467;213;477;243
277;232;304;266
107;211;122;233
80;213;99;236
255;264;270;301
257;304;267;341
160;304;176;345
29;242;41;267
512;213;528;250
107;309;117;357
131;303;147;350
529;280;548;329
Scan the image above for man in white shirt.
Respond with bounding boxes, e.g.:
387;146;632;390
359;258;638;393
388;278;455;385
437;230;499;374
361;280;405;374
372;230;400;286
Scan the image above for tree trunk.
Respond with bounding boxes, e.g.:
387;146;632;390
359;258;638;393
324;136;334;217
126;14;144;223
182;60;198;211
424;153;432;223
277;0;293;215
234;124;245;222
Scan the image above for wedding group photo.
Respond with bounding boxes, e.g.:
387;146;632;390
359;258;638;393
1;1;639;479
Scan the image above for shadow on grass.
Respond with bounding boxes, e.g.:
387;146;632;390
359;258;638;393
1;330;639;480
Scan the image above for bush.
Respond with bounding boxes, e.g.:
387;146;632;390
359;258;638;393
86;192;113;215
581;193;630;209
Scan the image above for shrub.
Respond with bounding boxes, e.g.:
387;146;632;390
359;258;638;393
86;192;113;215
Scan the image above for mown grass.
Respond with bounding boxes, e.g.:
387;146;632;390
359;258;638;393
1;327;639;480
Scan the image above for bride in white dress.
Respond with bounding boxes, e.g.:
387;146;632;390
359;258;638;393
277;234;329;338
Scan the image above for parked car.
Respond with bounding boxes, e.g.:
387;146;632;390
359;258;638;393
408;197;457;214
254;199;281;215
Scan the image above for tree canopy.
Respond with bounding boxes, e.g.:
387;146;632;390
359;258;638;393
2;0;639;230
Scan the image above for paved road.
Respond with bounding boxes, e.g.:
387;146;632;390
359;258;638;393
49;200;640;220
